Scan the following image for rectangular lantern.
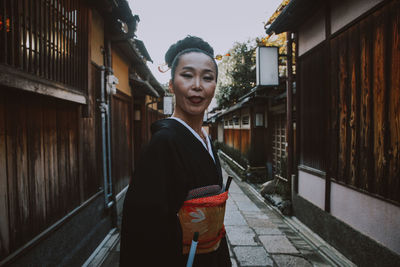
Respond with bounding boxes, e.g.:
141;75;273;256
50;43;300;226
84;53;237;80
163;95;173;115
256;46;279;86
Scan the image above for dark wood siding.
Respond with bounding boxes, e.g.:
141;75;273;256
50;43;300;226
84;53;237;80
78;63;101;200
299;0;400;204
0;59;101;259
240;129;250;155
111;92;133;194
223;128;251;155
0;88;93;259
330;0;399;203
298;44;327;171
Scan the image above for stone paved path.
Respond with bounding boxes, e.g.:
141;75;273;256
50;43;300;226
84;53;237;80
90;160;352;267
221;164;333;267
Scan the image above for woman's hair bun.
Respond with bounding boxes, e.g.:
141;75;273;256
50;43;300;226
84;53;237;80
165;36;214;67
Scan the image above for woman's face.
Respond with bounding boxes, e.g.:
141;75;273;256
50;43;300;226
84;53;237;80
169;52;217;118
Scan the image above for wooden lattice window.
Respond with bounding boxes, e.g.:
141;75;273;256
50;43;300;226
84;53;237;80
272;114;286;177
0;0;88;92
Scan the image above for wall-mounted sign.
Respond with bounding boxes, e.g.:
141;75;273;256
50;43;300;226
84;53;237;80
256;46;279;86
163;95;173;115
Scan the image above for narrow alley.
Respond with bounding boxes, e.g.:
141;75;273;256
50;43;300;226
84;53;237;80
86;158;354;267
1;1;399;266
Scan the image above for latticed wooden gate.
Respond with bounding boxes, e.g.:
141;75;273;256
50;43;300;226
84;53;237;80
272;113;286;179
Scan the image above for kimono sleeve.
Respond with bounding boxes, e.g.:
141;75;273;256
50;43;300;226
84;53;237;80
119;131;188;267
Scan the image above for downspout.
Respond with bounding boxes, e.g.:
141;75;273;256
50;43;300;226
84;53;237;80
99;38;114;210
100;65;114;209
105;39;114;209
286;31;294;201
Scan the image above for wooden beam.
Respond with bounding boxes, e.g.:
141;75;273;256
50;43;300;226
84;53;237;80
0;65;87;104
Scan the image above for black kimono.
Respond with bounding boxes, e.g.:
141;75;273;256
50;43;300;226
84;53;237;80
120;118;231;267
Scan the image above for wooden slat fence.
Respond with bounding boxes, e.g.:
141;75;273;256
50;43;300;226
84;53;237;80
223;128;251;155
0;87;100;260
0;89;72;258
299;0;400;204
111;93;133;194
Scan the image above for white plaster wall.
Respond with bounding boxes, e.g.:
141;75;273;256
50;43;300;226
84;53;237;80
331;0;384;34
330;182;400;255
217;122;224;142
298;8;325;56
298;170;325;210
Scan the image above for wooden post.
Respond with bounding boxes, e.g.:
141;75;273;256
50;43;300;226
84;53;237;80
286;31;293;193
324;2;332;213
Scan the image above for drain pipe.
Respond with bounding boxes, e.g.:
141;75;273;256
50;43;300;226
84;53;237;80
106;78;113;209
99;66;114;209
98;38;116;210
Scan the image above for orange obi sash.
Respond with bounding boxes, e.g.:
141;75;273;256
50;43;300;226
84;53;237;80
178;191;228;254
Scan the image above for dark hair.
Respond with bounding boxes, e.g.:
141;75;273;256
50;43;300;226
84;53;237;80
165;36;218;81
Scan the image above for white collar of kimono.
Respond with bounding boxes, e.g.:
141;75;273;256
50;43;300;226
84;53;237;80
168;117;215;163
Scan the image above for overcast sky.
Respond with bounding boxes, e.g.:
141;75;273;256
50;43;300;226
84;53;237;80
127;0;282;85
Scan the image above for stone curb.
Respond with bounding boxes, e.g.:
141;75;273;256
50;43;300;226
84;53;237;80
220;155;355;267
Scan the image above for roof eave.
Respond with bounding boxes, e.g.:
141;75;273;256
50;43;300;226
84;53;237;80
266;0;324;35
113;40;165;97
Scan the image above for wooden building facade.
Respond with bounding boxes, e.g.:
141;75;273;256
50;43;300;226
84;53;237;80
210;78;289;179
0;0;164;265
214;89;288;176
267;0;400;265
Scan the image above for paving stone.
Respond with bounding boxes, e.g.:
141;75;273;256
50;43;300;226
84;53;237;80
242;211;269;219
253;226;282;235
224;210;247;226
233;246;273;266
234;200;260;212
226;198;239;211
272;255;313;267
229;192;250;202
226;226;258;245
245;216;277;228
259;235;299;254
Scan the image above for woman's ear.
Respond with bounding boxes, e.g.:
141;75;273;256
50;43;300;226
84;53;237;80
168;80;174;94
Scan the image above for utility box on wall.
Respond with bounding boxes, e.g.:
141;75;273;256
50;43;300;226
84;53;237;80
256;46;279;86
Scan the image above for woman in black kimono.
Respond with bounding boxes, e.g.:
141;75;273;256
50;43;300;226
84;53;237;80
120;36;231;267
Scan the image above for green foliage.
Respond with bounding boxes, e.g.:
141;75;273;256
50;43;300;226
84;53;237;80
215;40;257;108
